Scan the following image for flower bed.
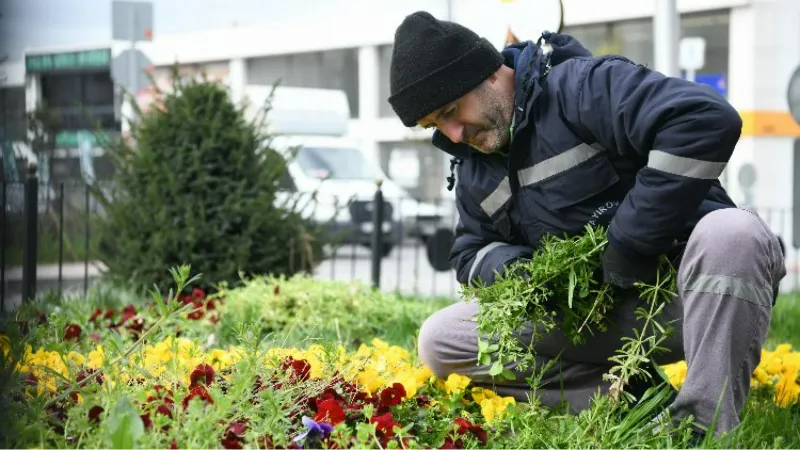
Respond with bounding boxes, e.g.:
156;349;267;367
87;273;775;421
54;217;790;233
1;273;799;449
6;332;513;449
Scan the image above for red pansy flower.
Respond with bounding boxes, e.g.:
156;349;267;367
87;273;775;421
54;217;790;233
452;417;488;445
280;356;311;383
89;309;103;322
371;412;401;438
379;383;406;408
190;364;215;388
181;385;213;410
441;436;464;449
221;420;247;449
119;305;137;324
313;398;346;426
88;405;104;424
76;368;105;386
64;324;81;340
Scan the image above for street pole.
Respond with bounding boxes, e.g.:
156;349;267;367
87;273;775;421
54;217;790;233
128;12;137;98
654;0;679;78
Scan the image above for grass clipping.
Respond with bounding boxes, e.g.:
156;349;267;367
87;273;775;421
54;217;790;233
461;225;678;405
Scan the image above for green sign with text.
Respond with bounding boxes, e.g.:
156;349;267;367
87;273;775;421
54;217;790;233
26;49;111;73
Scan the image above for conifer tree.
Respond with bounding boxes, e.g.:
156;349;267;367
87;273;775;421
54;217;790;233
93;69;327;292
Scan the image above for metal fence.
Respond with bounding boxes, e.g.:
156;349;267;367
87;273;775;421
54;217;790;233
4;164;800;314
0;165;463;313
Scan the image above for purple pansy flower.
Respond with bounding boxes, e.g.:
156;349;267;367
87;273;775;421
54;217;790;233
292;416;334;448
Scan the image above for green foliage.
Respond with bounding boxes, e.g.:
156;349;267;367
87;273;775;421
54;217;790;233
1;273;799;449
767;293;800;350
92;68;327;293
214;274;455;350
104;396;145;449
463;225;678;404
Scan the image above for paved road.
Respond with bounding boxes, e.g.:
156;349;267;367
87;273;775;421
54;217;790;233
314;242;463;299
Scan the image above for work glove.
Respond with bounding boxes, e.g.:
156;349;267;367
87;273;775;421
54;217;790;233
602;242;659;290
507;258;532;282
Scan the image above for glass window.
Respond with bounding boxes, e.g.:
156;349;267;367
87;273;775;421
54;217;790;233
680;10;730;77
41;74;82;108
40;71;117;132
295;146;380;180
82;72;115;106
247;49;360;118
1;88;26;141
564;18;655;65
0;87;27;141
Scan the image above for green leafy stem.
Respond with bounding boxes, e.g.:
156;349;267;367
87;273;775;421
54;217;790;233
462;225;678;407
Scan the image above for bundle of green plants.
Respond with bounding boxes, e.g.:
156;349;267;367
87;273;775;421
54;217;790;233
462;225;678;404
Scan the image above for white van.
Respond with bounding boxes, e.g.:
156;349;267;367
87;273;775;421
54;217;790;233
242;85;447;257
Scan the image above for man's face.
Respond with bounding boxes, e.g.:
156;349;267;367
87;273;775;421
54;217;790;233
417;82;514;154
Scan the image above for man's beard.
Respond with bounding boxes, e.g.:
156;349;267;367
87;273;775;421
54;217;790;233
467;127;507;154
466;89;511;154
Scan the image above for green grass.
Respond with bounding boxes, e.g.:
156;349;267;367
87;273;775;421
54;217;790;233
766;293;800;350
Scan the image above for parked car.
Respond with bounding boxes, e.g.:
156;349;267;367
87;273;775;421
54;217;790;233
243;85;448;257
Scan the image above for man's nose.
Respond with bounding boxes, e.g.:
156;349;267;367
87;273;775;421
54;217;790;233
440;121;465;144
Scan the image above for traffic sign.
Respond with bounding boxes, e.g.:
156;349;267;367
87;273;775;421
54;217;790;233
112;1;153;42
111;48;153;94
679;37;706;71
738;163;756;190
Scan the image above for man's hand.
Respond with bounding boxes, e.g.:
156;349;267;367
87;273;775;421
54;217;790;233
602;243;659;289
507;258;532;282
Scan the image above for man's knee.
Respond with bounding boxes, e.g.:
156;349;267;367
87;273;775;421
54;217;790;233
417;301;479;379
692;208;775;253
689;208;783;272
682;207;785;298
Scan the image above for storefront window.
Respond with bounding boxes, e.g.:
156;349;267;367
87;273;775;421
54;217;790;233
40;71;117;132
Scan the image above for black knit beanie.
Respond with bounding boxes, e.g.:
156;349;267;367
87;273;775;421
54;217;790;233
388;11;505;127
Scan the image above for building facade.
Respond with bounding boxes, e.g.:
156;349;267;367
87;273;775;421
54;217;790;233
2;0;799;222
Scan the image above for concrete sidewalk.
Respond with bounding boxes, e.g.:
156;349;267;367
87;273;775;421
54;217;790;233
2;261;107;313
4;261;106;280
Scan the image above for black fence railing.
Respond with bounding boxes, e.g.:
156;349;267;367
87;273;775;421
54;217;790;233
0;165;464;312
5;163;800;314
2;166;107;313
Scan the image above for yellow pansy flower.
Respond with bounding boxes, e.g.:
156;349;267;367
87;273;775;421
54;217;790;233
444;373;471;395
480;395;516;423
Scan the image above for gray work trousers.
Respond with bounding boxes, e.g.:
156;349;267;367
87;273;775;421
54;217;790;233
418;207;786;435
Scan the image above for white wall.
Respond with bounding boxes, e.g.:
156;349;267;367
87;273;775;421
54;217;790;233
0;60;26;87
726;0;800;208
563;0;750;25
100;0;752;67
